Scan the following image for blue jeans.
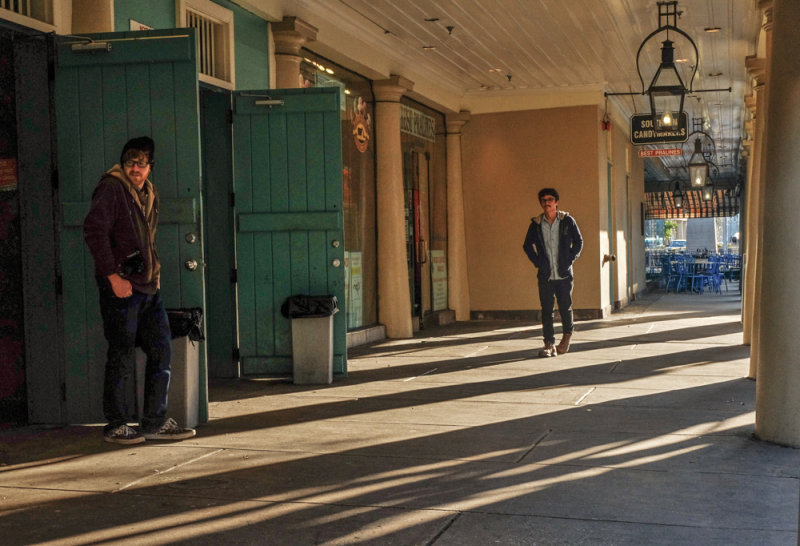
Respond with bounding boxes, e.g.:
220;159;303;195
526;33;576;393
98;283;171;433
538;278;574;344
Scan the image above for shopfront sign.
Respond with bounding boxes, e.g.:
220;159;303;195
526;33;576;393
638;148;682;158
401;105;436;143
431;250;448;311
630;112;688;145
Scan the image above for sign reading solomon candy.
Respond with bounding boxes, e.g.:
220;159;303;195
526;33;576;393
630;112;688;145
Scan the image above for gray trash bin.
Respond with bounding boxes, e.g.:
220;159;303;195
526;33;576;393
282;295;339;385
136;308;203;428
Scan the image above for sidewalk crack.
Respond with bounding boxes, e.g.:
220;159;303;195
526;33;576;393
515;429;553;463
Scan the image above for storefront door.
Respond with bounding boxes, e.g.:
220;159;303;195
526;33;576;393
232;88;346;376
404;150;432;328
54;30;205;423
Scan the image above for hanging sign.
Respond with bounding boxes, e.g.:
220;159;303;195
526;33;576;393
350;96;371;153
630;112;688;145
638;148;682;158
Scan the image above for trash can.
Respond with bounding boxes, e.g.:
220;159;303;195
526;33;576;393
136;308;204;429
281;295;339;385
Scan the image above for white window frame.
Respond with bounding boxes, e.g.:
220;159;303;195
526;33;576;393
0;0;65;34
176;0;235;90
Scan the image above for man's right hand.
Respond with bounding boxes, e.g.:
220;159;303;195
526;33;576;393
108;273;133;298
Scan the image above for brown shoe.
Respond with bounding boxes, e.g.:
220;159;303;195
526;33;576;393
556;333;572;355
538;342;557;358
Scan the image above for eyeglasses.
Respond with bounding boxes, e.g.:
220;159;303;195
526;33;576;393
124;160;151;168
540;197;556;203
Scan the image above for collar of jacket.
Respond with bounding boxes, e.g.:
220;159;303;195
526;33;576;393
106;164;155;218
532;210;568;225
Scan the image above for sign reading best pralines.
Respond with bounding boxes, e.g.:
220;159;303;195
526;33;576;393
630;112;688;145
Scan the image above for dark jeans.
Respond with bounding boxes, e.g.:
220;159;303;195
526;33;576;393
98;283;171;433
538;277;574;344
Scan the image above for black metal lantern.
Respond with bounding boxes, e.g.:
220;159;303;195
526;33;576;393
647;39;686;128
702;178;714;201
687;138;708;187
635;2;698;128
673;180;684;208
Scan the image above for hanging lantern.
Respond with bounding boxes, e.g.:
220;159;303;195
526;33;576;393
647;39;686;128
687;138;708;187
702;178;714;201
673;180;684;208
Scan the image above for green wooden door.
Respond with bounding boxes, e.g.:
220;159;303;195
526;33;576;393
233;88;346;376
55;30;206;423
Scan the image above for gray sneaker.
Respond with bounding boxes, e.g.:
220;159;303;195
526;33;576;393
142;418;196;441
104;424;145;445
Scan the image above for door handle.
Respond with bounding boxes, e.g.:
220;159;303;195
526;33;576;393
185;259;198;271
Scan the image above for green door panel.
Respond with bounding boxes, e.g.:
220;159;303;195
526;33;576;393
54;30;207;423
200;87;238;379
233;88;346;376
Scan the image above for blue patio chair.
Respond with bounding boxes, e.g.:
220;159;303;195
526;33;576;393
665;260;683;292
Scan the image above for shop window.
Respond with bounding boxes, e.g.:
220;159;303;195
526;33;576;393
177;0;235;89
400;99;448;323
301;51;377;331
0;0;57;32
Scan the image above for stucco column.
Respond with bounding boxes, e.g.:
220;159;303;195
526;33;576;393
445;112;471;321
741;60;766;379
755;0;800;446
373;76;414;338
271;17;317;89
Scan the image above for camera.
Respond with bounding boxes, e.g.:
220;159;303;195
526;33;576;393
120;250;145;277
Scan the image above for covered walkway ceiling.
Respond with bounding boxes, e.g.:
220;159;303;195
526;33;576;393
260;0;762;192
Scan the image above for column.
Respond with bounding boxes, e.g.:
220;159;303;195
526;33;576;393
373;76;414;338
271;16;317;89
741;58;766;380
755;0;800;446
445;112;471;321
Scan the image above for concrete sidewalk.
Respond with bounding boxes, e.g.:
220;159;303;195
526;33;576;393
1;287;798;545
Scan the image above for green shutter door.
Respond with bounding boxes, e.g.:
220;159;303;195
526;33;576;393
55;30;206;423
233;88;346;376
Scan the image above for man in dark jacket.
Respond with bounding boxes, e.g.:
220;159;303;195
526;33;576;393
522;188;583;357
84;136;195;444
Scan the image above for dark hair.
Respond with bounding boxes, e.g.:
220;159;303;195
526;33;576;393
538;188;559;201
120;136;155;166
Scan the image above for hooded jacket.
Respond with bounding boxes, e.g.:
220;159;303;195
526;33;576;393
84;165;160;294
522;210;583;282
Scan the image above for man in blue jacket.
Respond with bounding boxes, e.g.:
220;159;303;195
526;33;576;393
522;188;583;357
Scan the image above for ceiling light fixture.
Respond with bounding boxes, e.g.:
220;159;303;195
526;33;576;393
688;138;709;187
605;1;732;134
704;26;721;33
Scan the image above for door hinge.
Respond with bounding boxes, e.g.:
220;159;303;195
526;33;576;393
232;347;240;363
51;168;59;190
55;274;63;295
230;268;237;283
226;109;234;124
61;382;66;401
229;192;235;207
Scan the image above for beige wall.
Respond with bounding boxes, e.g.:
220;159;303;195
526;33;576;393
461;105;603;314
